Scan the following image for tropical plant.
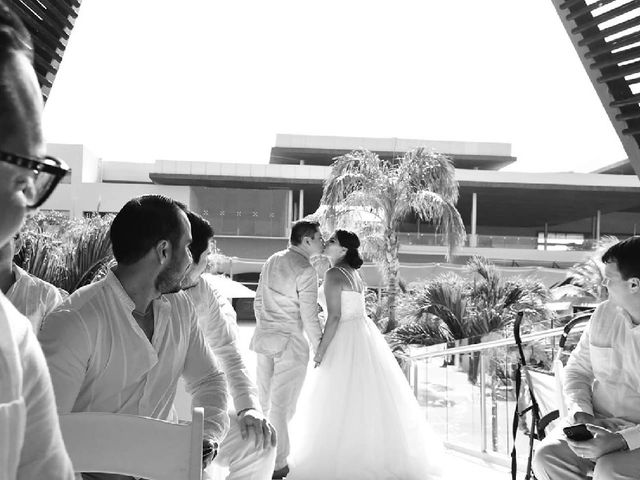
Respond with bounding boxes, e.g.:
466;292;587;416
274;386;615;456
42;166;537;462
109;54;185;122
465;256;551;338
15;212;115;293
392;256;553;452
317;147;466;331
551;236;618;304
399;273;468;341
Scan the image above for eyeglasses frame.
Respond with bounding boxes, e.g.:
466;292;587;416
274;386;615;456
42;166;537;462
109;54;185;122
0;150;70;208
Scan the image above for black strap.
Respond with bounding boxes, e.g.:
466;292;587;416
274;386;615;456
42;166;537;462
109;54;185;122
511;363;522;480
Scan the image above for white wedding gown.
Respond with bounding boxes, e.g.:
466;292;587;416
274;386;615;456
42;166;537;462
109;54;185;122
288;268;444;480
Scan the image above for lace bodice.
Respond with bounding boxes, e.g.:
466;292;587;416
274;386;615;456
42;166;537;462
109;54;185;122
318;268;366;323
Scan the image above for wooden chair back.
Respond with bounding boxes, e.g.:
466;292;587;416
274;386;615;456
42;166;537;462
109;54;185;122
59;408;203;480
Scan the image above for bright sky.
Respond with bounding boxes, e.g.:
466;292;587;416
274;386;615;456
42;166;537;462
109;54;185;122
42;0;627;173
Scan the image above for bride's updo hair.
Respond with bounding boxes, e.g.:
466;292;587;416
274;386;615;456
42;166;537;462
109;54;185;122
335;229;364;269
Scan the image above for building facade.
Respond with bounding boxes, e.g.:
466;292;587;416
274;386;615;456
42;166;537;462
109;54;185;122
43;134;640;294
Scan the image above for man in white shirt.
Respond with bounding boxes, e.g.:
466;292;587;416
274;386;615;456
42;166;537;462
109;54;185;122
0;234;63;332
0;2;74;478
40;195;229;480
250;220;324;478
182;210;276;480
533;236;640;479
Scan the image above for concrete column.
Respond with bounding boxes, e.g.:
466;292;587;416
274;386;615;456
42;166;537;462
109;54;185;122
299;189;305;220
596;210;601;242
299;160;305;220
287;190;293;237
544;222;548;250
469;192;478;247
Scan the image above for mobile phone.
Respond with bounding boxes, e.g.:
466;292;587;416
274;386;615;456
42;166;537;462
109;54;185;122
563;424;594;441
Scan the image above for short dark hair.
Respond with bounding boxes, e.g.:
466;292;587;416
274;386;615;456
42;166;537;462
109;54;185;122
602;236;640;280
0;2;34;137
186;211;214;263
290;220;320;246
335;229;364;269
110;195;184;265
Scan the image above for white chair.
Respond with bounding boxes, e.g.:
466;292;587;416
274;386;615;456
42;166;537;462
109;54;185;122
59;408;204;480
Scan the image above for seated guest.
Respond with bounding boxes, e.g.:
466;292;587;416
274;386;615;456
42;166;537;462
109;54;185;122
533;236;640;480
182;211;276;480
0;1;74;477
40;195;229;480
0;233;63;332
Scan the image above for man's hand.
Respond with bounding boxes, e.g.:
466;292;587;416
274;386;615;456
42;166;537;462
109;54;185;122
238;408;277;449
573;412;595;425
566;424;628;460
202;439;218;470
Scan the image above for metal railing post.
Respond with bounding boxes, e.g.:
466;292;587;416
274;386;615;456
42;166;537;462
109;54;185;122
479;351;487;453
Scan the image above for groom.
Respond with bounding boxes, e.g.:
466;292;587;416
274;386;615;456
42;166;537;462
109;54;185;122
251;220;324;479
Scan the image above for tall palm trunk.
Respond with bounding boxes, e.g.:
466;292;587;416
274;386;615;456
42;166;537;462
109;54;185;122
385;230;400;332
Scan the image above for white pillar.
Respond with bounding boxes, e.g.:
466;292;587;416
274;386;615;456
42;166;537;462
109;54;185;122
470;192;478;247
596;210;601;242
544;222;548;251
287;190;293;237
299;160;305;220
299;189;305;220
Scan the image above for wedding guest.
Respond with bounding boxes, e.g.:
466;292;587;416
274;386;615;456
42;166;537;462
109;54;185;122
0;233;63;332
0;1;74;478
182;211;276;480
40;195;229;480
533;236;640;479
250;220;324;479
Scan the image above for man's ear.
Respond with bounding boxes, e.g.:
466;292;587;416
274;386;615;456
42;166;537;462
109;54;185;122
629;277;640;293
156;240;171;265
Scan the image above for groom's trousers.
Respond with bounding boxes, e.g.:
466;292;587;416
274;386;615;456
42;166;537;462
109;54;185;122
256;343;309;470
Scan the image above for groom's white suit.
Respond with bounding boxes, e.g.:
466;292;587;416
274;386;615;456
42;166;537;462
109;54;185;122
251;242;323;473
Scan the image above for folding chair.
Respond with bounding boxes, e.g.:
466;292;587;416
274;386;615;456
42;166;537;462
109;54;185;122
59;407;204;480
511;310;592;480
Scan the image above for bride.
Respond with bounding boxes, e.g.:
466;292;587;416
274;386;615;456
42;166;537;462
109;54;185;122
288;229;444;480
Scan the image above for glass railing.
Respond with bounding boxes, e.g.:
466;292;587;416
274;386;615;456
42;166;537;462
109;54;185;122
399;319;587;467
397;233;598;251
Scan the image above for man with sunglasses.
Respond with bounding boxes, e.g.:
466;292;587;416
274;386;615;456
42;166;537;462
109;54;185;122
0;1;73;479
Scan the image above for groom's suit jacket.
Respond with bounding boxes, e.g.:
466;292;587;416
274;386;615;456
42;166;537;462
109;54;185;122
250;245;322;361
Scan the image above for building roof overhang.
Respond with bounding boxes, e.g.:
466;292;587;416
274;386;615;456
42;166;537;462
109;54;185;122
11;0;83;100
149;161;640;228
270;134;516;170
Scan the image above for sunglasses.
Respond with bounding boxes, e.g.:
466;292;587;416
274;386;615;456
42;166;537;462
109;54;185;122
0;150;70;208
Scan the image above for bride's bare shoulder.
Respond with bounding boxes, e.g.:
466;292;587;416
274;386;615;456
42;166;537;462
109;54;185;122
324;267;348;286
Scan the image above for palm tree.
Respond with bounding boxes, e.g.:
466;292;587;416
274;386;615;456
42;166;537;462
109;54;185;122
551;236;618;305
319;147;466;331
395;257;552;452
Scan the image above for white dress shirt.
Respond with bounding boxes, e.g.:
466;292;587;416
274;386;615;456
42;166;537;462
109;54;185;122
0;293;73;480
185;274;260;413
564;299;640;449
39;270;230;442
7;264;63;333
251;246;322;359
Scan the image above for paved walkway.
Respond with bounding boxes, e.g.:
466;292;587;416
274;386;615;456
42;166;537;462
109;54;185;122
236;321;512;479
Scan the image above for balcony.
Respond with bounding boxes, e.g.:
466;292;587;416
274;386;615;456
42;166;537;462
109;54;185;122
399;319;587;475
397;233;598;265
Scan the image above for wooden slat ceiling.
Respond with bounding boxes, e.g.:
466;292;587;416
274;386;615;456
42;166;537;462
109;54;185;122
8;0;82;100
552;0;640;176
